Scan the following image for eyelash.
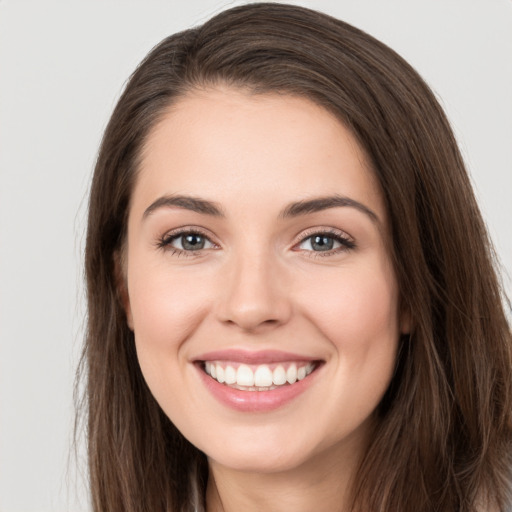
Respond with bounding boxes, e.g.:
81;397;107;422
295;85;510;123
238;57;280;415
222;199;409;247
156;227;355;258
156;227;216;257
294;228;356;258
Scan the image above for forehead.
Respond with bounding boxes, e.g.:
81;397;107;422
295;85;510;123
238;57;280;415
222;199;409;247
133;86;385;221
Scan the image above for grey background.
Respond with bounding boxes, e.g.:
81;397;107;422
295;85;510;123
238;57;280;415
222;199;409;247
1;1;510;510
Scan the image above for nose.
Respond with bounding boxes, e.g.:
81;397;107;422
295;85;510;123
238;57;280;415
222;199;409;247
216;249;292;332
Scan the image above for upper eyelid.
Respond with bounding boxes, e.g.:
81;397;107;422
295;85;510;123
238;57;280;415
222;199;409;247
160;226;217;242
156;227;219;254
292;226;354;246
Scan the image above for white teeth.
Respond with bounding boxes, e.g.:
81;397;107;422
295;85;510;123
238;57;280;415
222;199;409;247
216;364;225;383
224;365;236;384
236;364;255;386
254;365;273;387
204;361;316;389
286;364;298;384
272;365;287;385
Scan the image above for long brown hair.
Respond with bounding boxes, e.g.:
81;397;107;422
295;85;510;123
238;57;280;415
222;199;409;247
80;3;512;511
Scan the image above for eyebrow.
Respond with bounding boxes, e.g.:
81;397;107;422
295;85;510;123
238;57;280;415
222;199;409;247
143;195;225;219
142;193;379;224
280;194;379;223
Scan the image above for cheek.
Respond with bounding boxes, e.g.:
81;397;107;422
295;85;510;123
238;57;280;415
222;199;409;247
298;260;400;354
297;261;400;430
126;262;216;423
311;290;398;413
127;262;213;365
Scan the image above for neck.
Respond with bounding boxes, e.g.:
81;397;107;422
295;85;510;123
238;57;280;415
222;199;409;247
205;431;368;512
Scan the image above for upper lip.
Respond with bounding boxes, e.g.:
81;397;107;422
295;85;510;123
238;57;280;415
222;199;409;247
193;349;320;365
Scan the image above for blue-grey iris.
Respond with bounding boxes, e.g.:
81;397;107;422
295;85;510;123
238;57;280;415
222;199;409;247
311;235;334;251
182;234;205;250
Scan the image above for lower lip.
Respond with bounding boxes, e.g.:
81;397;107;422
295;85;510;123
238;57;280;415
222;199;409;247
195;363;320;412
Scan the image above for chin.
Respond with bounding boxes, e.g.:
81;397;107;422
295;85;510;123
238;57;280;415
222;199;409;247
192;424;326;474
207;446;308;474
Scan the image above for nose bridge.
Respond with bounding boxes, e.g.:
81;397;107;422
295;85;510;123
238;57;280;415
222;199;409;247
218;241;291;331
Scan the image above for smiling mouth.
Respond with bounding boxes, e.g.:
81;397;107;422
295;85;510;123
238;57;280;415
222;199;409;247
201;361;319;391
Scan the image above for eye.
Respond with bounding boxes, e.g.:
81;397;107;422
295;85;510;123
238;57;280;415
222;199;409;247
157;229;216;254
300;234;339;252
296;229;355;256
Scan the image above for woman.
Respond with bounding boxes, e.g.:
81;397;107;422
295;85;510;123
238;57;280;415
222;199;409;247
81;3;512;511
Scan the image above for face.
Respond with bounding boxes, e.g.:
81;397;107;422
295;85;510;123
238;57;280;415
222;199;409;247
122;87;405;474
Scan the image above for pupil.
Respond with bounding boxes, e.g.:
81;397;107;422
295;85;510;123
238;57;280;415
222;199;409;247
312;235;333;251
183;234;204;250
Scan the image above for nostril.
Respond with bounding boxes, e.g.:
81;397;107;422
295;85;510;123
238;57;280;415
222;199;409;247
224;317;282;332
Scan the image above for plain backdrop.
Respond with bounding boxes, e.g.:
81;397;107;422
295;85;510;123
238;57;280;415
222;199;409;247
0;1;511;510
